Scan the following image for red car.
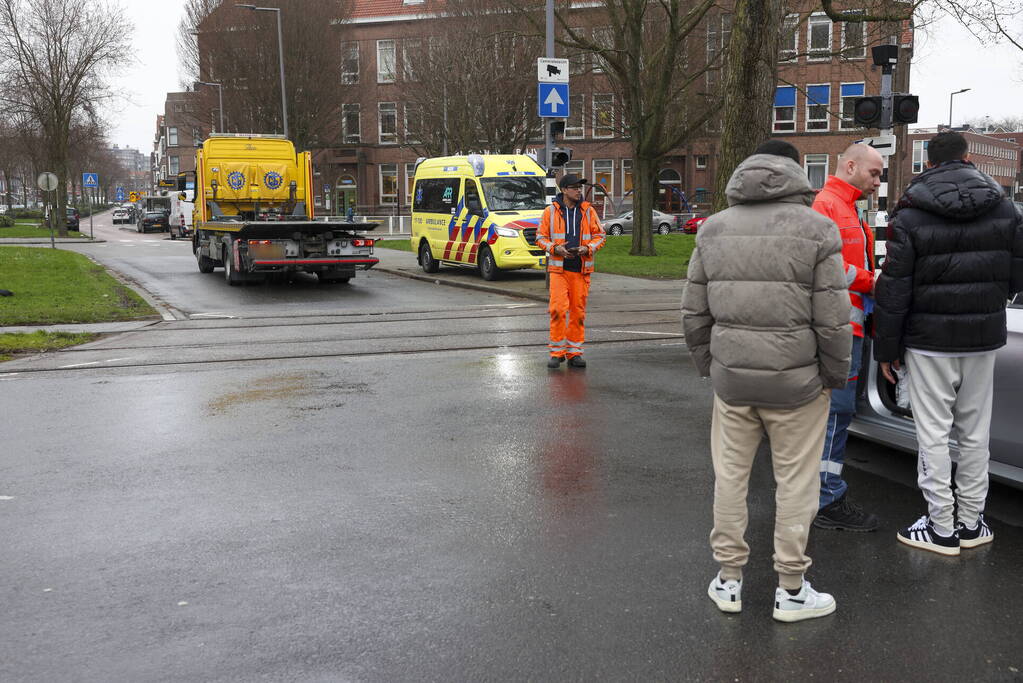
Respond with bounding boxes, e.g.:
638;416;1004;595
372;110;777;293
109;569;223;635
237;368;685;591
683;216;707;234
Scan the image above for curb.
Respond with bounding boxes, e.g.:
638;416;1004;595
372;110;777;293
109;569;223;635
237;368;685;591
77;252;185;322
374;266;548;303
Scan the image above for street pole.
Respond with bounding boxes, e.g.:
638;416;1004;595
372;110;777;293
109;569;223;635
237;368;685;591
876;42;896;220
948;88;970;128
89;187;94;240
236;5;288;138
543;0;554;171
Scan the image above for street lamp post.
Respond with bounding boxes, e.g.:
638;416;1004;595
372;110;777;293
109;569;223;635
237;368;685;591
948;88;971;128
236;4;288;139
195;81;224;133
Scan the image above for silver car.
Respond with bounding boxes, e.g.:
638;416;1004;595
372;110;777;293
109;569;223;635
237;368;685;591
604;210;678;236
850;294;1023;489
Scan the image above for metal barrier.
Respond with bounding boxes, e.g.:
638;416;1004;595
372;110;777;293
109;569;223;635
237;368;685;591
319;214;411;237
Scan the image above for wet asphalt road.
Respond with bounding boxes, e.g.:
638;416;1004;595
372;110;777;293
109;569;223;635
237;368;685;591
1;213;1022;681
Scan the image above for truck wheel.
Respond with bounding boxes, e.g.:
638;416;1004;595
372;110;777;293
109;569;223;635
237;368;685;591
478;245;499;281
223;244;242;286
419;241;439;273
197;247;215;273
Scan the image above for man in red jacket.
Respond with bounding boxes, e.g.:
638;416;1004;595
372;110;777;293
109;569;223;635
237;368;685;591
811;143;883;532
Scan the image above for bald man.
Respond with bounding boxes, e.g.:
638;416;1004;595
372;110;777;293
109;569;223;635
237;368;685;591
811;143;883;532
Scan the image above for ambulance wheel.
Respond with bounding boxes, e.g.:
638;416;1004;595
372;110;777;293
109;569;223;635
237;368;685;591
419;241;439;273
657;223;671;235
478;245;499;281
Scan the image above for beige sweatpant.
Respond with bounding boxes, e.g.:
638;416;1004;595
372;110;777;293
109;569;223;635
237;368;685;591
710;390;831;590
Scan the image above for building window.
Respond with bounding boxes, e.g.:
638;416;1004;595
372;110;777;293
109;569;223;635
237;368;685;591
405;162;417;205
568;28;586;75
806;84;830;131
592;26;613;72
593;159;613;196
566;95;584;138
168;127;178;146
342;104;360;144
912;140;928;174
773;86;796;132
622;159;633;198
563;160;584;181
169;156;179;175
380;164;397;205
807;14;832;60
403;39;421;81
780;14;799;61
841;12;866;59
376;40;396;83
404;101;422;143
695;155;708;170
192;127;200;144
593;93;614;138
840;82;864;129
804;154;828;189
378;102;397;144
341;41;359;84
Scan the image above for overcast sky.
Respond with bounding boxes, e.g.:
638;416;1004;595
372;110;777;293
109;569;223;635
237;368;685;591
104;2;1023;153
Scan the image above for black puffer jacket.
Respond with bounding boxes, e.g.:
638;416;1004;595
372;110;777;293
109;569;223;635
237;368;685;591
874;160;1023;362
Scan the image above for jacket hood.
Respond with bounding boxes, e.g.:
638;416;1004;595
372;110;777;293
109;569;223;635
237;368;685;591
897;160;1005;220
551;193;589;211
725;154;816;207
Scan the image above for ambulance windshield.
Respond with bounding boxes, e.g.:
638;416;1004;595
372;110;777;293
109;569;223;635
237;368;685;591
480;177;546;211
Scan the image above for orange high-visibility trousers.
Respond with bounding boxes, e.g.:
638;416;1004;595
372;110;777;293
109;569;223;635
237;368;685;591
548;271;591;358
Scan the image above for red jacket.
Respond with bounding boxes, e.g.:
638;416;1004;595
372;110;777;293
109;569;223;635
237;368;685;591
812;175;875;337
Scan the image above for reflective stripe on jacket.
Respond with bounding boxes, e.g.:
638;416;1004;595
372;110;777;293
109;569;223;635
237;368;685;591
812;175;875;337
537;198;606;274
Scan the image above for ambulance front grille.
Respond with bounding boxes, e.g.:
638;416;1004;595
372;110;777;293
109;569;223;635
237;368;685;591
523;228;537;245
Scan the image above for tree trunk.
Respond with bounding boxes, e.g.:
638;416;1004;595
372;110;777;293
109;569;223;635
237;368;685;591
629;155;658;256
712;0;786;214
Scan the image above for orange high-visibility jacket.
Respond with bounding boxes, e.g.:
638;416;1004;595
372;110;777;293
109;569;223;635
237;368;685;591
537;198;606;274
812;175;875;337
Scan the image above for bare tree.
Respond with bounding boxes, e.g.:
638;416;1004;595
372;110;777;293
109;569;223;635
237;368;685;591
542;0;719;256
0;0;130;235
179;0;353;152
392;0;543;157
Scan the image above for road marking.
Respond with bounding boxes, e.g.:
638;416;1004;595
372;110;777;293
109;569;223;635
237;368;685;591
0;373;19;378
660;342;687;346
104;358;130;363
0;496;14;501
60;361;101;368
190;313;237;319
609;329;684;336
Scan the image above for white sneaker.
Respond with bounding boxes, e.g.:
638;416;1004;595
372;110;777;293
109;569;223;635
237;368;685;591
707;572;742;613
772;580;836;623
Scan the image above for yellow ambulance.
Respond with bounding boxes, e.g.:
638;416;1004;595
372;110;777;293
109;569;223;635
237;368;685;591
410;154;548;280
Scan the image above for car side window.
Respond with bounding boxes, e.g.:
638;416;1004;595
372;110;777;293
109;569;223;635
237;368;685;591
1010;293;1022;309
414;178;462;214
464;180;484;215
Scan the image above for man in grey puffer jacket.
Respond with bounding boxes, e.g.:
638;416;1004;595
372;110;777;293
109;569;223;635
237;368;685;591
682;140;852;623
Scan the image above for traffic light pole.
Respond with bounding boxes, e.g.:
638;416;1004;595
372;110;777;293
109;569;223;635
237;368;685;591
877;48;895;217
543;0;554;171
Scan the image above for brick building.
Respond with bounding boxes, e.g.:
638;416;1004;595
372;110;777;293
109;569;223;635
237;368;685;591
191;1;915;216
151;92;208;190
901;127;1021;201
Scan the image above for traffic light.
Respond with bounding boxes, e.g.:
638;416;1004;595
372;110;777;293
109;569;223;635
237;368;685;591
549;120;566;139
893;95;919;124
549;148;572;167
853;96;883;127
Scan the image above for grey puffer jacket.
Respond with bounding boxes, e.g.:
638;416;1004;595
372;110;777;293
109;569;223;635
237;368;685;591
681;154;852;409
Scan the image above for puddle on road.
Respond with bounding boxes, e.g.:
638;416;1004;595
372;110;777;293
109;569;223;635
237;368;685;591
206;373;371;416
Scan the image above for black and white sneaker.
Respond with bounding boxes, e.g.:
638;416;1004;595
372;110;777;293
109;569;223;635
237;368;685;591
707;572;742;613
773;580;836;623
896;515;960;556
957;515;994;549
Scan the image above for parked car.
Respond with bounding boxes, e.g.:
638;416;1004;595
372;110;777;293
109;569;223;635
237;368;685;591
111;208;130;224
66;207;80;230
605;210;678;236
138;211;169;233
682;216;708;234
849;294;1023;490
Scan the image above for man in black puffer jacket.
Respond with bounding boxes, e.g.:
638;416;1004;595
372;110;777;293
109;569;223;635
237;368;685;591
875;131;1023;556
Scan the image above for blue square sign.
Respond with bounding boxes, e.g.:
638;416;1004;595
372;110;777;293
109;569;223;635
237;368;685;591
538;83;569;118
82;172;98;188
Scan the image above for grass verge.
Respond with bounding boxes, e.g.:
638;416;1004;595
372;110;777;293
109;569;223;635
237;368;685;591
0;331;99;362
0;246;157;325
377;235;694;279
1;221;85;239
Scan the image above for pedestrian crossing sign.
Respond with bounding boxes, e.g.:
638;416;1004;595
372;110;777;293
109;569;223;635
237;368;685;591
82;172;98;188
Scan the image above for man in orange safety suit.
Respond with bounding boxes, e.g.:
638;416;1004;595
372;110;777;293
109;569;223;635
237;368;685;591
537;173;606;369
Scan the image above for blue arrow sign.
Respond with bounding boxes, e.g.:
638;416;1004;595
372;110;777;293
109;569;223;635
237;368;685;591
538;83;569;118
82;172;98;188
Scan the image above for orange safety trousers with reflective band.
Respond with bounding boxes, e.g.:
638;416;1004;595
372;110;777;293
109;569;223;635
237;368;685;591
548;271;590;358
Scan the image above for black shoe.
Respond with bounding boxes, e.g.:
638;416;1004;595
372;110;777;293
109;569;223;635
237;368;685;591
547;356;565;369
813;494;879;532
567;355;586;368
898;515;960;556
